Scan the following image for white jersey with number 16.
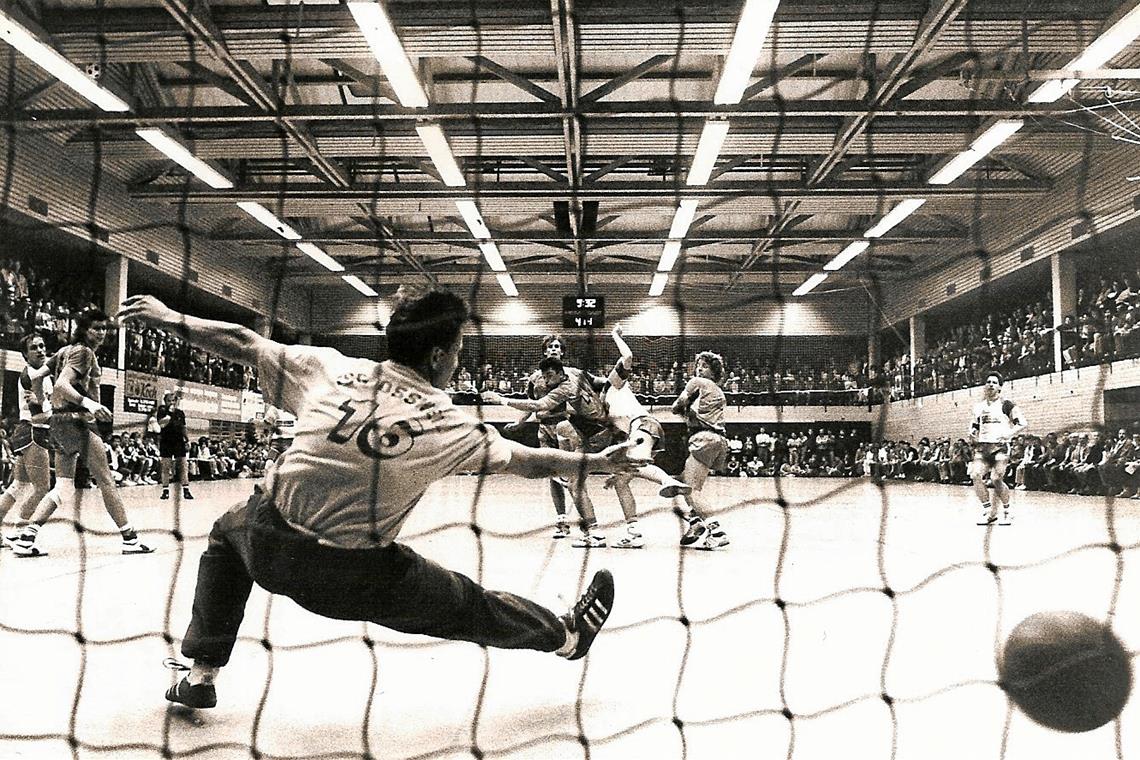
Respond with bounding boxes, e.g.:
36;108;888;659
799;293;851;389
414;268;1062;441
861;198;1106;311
259;346;512;549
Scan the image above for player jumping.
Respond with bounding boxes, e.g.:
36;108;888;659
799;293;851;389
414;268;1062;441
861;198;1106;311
602;324;691;548
671;351;731;550
969;372;1028;525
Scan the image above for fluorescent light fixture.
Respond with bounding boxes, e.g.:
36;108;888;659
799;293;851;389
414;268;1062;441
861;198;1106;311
0;9;130;112
928;119;1024;185
668;199;700;239
648;272;669;297
823;240;870;271
864;198;926;238
347;1;429;108
1028;3;1140;103
496;273;518;297
657;240;683;272
687;119;730;186
792;272;828;297
296;241;345;272
714;0;781;105
135;128;233;189
455;199;491;239
415;123;465;186
479;241;506;271
236;201;302;241
342;274;378;297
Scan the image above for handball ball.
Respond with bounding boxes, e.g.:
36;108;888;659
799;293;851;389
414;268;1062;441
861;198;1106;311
999;611;1132;733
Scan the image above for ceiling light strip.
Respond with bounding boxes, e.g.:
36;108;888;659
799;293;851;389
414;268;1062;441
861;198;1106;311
793;272;828;297
714;0;781;105
0;8;130;112
648;272;669;297
136;128;233;189
296;241;345;272
864;198;926;238
823;240;871;271
415;123;466;186
1027;3;1140;103
236;202;302;241
342;274;379;297
347;1;429;108
928;119;1024;185
496;273;518;297
687;120;730;186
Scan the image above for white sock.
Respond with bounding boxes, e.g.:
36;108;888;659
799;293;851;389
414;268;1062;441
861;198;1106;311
554;623;578;657
189;663;219;686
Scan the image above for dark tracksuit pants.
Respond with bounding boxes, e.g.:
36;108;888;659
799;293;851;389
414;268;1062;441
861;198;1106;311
182;489;567;666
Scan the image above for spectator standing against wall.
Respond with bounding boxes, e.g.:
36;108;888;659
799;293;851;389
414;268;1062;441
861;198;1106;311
157;392;193;501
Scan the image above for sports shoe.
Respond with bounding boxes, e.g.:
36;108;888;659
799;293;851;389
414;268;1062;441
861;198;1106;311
659;478;692;498
558;569;614;660
123;541;155;555
12;543;47;558
159;488;170;500
165;677;217;709
571;531;606;548
552;521;571;539
611;533;644;549
679;517;707;548
701;520;730;549
183;488;194;501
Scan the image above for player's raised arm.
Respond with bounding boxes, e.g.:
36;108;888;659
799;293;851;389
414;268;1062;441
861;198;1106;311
118;295;277;369
608;325;633;388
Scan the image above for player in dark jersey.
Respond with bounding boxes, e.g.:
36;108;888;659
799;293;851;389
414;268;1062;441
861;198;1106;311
12;309;154;557
0;334;54;547
157;392;193;501
505;335;573;538
118;289;646;710
484;356;612;547
671;351;731;550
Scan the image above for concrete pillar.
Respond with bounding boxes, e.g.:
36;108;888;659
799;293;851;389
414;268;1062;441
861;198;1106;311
104;254;129;369
909;314;926;396
1051;251;1077;372
254;314;272;339
867;333;880;370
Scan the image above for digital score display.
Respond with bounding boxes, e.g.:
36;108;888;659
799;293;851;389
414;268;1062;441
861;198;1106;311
562;295;605;329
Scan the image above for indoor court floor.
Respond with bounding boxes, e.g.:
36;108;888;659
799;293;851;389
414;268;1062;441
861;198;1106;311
1;474;1138;760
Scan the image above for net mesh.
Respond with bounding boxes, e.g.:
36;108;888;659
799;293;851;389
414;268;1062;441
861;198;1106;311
0;2;1138;759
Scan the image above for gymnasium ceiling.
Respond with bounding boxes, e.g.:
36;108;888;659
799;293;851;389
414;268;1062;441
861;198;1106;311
3;0;1140;299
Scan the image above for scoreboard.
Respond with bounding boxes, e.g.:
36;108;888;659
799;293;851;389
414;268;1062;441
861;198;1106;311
562;295;605;329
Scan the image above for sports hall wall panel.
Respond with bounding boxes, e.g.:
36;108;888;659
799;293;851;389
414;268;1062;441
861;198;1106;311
879;141;1139;325
881;359;1140;443
0;129;309;329
308;283;872;337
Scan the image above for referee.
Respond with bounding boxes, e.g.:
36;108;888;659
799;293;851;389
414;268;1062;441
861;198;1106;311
157;392;193;500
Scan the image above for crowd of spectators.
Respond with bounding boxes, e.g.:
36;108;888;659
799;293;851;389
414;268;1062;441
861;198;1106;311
719;425;1140;498
125;325;259;392
0;256;114;365
445;353;878;407
105;431;275;486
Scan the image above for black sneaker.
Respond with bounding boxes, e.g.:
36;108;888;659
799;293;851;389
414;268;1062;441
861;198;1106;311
559;569;614;661
166;676;217;709
183;488;194;500
159;489;170;500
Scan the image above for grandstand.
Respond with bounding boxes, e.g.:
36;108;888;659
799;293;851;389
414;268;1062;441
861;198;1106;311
1;1;1140;759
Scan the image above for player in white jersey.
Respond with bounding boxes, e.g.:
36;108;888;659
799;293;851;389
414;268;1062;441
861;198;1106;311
0;334;53;547
671;352;731;550
969;372;1027;525
118;289;647;710
601;325;691;548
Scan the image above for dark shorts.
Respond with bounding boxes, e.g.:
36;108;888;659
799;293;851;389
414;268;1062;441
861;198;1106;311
160;438;188;458
50;414;96;459
557;417;613;453
688;430;729;470
11;421;50;454
974;443;1007;468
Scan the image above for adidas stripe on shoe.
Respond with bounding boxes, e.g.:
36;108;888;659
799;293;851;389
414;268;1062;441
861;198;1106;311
558;569;615;660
